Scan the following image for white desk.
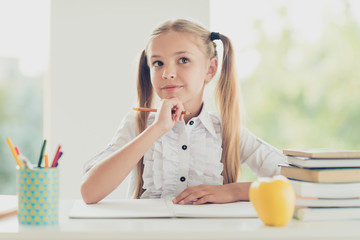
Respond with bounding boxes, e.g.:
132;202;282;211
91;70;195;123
1;200;359;240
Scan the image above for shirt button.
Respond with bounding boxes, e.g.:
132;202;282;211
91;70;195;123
182;145;187;150
189;120;194;125
180;176;186;182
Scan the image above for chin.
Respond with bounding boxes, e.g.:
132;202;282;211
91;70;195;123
163;94;180;100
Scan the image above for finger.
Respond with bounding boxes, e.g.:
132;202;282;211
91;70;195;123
172;101;185;120
158;99;177;117
175;108;183;121
178;190;208;205
192;195;213;205
173;184;210;204
173;190;191;204
173;185;203;204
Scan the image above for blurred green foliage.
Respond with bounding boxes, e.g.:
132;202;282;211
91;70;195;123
238;2;360;181
242;4;360;151
0;76;43;194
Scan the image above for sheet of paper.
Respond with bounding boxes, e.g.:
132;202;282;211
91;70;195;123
172;201;257;218
69;199;258;219
69;199;172;218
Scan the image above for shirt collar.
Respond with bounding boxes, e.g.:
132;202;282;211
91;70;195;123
197;103;218;138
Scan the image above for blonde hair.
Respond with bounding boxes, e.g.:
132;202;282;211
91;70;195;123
134;19;241;198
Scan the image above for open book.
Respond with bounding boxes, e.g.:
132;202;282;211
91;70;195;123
69;198;257;218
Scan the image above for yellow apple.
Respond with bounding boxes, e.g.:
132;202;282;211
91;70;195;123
249;175;295;226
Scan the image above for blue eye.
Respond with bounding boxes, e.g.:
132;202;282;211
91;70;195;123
179;57;189;64
153;61;163;67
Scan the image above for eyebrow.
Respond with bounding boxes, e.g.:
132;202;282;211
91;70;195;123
150;51;190;59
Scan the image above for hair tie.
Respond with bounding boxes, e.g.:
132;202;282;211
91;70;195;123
210;32;220;41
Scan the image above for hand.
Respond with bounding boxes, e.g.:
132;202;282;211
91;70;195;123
172;183;250;205
152;98;185;134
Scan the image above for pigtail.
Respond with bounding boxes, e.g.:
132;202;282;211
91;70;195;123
134;50;153;198
215;34;241;184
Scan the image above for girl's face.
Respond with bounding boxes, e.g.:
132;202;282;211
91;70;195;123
148;31;217;111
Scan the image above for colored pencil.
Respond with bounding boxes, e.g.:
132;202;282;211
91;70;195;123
15;147;20;156
37;139;47;168
51;145;62;168
54;152;63;167
133;107;191;115
44;154;49;168
6;137;23;169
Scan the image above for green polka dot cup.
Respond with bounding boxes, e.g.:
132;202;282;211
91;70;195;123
17;167;59;225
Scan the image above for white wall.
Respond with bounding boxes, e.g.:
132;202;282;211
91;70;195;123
49;0;210;199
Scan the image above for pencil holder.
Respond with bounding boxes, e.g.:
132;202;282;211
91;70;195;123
16;167;59;225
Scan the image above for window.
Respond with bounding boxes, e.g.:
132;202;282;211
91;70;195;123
210;0;360;179
0;0;49;194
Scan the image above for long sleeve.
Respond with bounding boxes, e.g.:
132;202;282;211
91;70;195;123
82;111;138;173
82;112;139;198
240;126;286;177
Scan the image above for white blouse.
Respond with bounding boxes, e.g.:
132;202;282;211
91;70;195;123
84;104;286;199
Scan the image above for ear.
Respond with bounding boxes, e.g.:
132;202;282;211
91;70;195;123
205;58;218;83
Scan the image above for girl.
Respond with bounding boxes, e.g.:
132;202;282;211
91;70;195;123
81;19;286;205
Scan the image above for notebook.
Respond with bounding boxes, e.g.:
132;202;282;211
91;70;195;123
289;179;360;198
69;198;258;218
283;148;360;159
286;156;360;168
280;164;360;182
295;197;360;207
0;195;17;218
294;207;360;221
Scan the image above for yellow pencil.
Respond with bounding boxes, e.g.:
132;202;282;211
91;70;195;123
133;107;191;115
44;154;49;168
6;137;23;169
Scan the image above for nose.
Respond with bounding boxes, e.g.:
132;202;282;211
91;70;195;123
162;67;176;80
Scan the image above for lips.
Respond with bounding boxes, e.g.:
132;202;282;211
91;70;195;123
161;85;183;91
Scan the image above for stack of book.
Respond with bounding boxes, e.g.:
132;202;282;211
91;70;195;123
281;148;360;221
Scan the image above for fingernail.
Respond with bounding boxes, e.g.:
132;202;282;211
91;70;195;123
179;200;184;205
